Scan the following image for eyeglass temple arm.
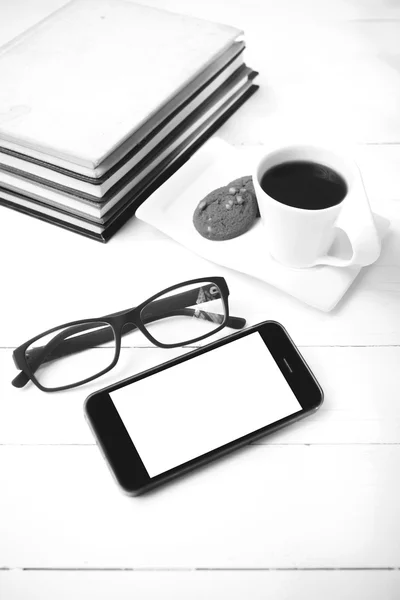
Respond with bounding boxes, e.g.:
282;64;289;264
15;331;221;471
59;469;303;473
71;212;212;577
12;304;246;388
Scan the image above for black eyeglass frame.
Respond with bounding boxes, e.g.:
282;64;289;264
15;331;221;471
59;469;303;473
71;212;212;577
12;276;246;393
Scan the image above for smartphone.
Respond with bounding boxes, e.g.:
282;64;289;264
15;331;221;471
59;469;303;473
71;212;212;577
84;321;323;495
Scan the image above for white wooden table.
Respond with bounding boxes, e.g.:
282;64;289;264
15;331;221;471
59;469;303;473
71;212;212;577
1;1;400;598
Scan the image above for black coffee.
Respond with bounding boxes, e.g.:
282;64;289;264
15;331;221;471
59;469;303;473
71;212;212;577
260;160;347;210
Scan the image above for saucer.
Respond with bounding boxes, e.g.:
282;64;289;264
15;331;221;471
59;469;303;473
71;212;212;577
136;138;390;311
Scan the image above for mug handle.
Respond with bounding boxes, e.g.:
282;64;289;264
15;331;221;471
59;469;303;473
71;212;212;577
312;167;381;268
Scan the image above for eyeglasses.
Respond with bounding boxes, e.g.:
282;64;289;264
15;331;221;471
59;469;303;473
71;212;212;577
12;277;246;392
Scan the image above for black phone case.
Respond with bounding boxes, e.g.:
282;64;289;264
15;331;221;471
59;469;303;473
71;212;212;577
84;321;324;495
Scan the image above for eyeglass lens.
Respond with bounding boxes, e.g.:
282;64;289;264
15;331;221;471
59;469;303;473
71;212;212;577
24;321;116;389
139;281;226;345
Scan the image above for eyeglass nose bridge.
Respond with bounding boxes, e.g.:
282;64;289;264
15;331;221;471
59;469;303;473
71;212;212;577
105;306;141;331
116;315;142;340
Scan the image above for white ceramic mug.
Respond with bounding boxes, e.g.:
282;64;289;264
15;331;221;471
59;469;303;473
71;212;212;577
252;143;381;268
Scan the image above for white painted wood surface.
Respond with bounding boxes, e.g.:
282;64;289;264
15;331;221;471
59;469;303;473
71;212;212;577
0;1;399;598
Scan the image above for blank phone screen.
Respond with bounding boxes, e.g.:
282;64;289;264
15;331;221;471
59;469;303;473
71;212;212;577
110;332;302;478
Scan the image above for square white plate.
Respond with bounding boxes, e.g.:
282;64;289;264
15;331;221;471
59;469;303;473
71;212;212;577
136;138;390;311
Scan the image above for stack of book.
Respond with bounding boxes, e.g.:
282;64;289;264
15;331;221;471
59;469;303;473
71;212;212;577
0;0;258;241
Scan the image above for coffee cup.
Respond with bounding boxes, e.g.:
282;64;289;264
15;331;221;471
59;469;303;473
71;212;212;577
252;143;381;268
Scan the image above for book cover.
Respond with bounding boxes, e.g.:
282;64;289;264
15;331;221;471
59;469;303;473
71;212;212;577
0;0;242;172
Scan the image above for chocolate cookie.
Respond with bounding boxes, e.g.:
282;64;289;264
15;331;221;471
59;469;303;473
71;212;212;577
193;175;259;241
